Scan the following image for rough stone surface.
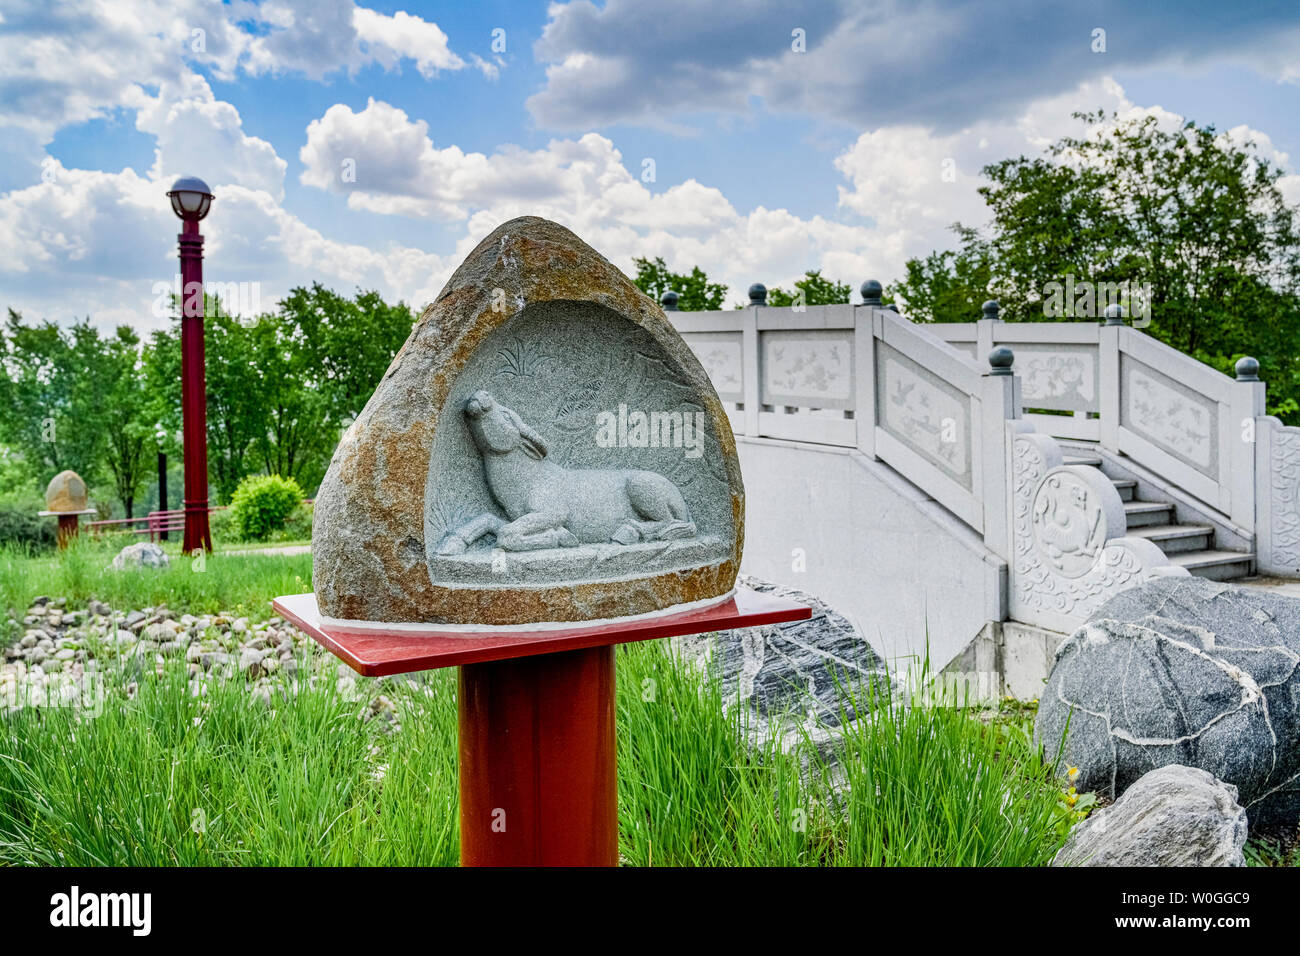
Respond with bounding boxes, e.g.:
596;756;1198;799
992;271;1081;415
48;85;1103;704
44;469;88;513
1053;765;1248;867
313;216;743;624
1036;576;1300;830
672;576;892;750
110;543;170;571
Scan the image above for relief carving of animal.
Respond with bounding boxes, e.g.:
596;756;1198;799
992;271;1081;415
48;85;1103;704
436;390;697;554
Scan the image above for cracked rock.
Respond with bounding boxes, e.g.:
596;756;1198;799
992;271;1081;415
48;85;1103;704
1036;576;1300;830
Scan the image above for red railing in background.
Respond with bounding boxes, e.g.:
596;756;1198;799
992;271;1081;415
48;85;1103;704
88;507;226;542
87;501;311;543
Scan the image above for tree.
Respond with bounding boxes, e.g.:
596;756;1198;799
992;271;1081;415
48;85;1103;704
767;269;852;308
281;284;415;421
0;313;159;516
888;227;994;322
95;327;154;518
630;256;728;311
891;111;1300;421
0;310;103;484
145;286;415;501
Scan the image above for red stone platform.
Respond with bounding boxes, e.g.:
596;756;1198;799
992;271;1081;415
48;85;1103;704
271;588;810;676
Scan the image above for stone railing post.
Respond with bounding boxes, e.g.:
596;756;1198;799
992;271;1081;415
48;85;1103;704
1098;305;1124;453
854;279;883;459
981;345;1020;562
740;283;765;437
976;298;1000;359
1232;357;1266;535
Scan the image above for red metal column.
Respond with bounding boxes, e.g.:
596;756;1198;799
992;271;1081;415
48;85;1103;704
56;514;78;550
458;645;618;866
178;218;212;554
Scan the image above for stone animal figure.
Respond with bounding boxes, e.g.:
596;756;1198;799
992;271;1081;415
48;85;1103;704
436;390;697;554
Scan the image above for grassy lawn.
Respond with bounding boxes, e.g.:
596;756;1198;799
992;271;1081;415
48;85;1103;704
1;542;1083;866
0;538;312;621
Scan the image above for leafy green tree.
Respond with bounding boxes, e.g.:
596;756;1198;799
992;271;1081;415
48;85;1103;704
888;227;994;322
891;111;1300;421
145;286;414;501
145;297;265;504
95;327;155;518
246;314;334;492
767;269;852;308
281;284;416;421
0;310;104;485
630;256;728;311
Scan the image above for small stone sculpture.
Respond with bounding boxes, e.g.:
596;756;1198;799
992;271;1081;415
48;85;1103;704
437;390;696;554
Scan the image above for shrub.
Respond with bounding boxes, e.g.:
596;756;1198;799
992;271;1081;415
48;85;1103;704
278;502;313;542
0;506;56;553
229;474;304;541
208;505;237;543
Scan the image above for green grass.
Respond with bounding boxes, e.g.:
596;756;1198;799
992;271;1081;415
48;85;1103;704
1;646;1073;866
0;538;312;622
0;545;1080;866
0;664;458;866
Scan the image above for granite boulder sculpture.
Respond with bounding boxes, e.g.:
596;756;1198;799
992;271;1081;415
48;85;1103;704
313;216;743;626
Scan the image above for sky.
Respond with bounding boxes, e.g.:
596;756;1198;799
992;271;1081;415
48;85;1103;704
1;0;1298;332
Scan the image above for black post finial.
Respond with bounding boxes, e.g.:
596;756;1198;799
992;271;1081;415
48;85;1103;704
988;346;1015;376
748;283;767;306
860;279;883;306
1104;303;1125;326
1235;356;1261;382
661;290;679;311
982;299;1000;321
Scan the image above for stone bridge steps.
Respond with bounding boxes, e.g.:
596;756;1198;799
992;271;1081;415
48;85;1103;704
1124;523;1216;553
1073;465;1256;581
1060;451;1253;578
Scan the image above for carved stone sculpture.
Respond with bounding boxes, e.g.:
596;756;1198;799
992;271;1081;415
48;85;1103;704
312;216;743;625
437;390;696;555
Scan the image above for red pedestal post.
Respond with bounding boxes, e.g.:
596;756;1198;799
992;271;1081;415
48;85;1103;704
56;514;79;550
178;218;212;554
458;645;618;866
271;589;810;867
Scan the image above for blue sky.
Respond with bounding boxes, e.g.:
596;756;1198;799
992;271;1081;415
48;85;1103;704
1;0;1298;330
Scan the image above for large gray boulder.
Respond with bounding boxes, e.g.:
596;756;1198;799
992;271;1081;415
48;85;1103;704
1053;765;1247;867
673;576;892;748
110;542;169;571
312;216;742;626
1036;576;1300;829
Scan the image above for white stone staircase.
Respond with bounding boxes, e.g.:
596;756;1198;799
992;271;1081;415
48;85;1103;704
1062;450;1255;582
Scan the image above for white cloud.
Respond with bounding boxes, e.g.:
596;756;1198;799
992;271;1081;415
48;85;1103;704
240;0;496;81
527;0;1300;134
0;160;453;331
0;0;493;146
136;73;288;201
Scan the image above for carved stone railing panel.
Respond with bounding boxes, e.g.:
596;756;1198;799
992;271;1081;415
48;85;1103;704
1120;354;1219;475
1009;423;1188;633
1258;416;1300;576
1012;345;1099;413
876;340;971;488
759;329;854;410
681;332;743;403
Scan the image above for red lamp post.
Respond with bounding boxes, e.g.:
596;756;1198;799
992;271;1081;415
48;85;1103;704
167;176;214;554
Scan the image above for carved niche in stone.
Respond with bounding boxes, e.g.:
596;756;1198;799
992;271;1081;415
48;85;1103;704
312;216;744;626
436;390;697;555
